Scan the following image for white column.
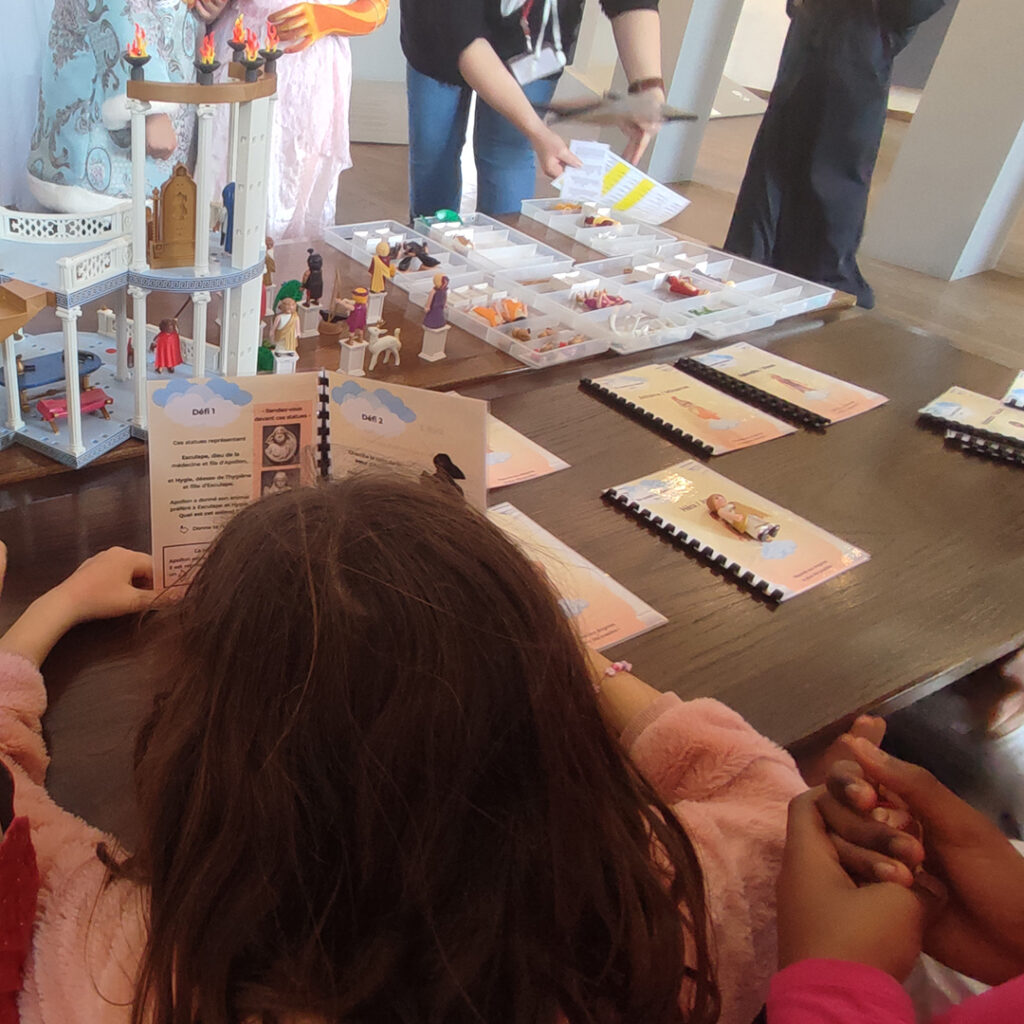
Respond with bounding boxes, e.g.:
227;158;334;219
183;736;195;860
227;103;239;185
129;285;150;428
863;1;1024;279
127;98;151;271
2;335;23;431
192;290;211;377
194;103;215;276
56;306;85;455
114;288;130;381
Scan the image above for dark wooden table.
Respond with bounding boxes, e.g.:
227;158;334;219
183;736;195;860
2;310;1021;843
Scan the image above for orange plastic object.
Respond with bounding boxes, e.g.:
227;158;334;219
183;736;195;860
473;305;503;327
269;1;389;53
499;298;527;322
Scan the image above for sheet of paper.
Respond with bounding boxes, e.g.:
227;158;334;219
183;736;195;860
689;342;888;423
487;415;569;489
488;502;666;649
1003;371;1024;410
555;140;690;225
323;372;488;509
586;362;796;455
920;386;1024;447
148;374;321;590
607;462;870;601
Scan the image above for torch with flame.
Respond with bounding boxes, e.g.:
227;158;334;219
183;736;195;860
198;33;216;67
127;23;148;59
232;14;245;45
244;28;260;63
194;31;221;84
265;23;280;53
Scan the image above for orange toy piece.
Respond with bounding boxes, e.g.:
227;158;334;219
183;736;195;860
269;1;389;53
499;298;527;322
473;305;503;327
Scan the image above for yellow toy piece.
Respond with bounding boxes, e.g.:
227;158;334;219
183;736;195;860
269;1;389;52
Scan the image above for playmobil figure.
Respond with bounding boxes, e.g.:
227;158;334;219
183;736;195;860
706;493;781;542
273;297;300;351
264;426;298;464
397;240;440;272
221;182;236;254
423;273;449;331
345;287;369;341
151;319;183;374
302;249;324;307
263;470;293;496
263;237;276;287
366;325;401;371
369;240;396;294
26;1;223;213
427;452;466;494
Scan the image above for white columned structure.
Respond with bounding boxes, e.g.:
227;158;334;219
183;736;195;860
222;94;272;376
863;1;1024;279
127;98;151;272
114;289;130;381
55;306;85;455
2;335;23;431
130;285;150;428
227;103;239;185
192;290;211;377
194;104;216;276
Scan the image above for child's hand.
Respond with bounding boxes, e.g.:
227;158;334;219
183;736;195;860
145;114;177;160
188;0;230;23
777;788;930;980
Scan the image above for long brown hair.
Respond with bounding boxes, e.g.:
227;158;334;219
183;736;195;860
119;475;718;1024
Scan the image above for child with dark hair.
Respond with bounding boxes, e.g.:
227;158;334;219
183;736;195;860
0;475;810;1024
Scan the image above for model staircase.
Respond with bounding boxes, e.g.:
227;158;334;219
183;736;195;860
0;280;53;341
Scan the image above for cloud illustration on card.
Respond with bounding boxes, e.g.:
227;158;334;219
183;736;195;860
152;378;252;427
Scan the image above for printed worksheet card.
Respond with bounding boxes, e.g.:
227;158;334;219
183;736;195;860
920;386;1024;446
148;373;320;589
687;342;888;423
606;462;870;601
323;372;488;509
1003;371;1024;409
488;502;666;649
487;415;569;489
583;363;796;455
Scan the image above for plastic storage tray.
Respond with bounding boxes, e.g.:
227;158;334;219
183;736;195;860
323;221;475;293
520;199;676;257
424;212;573;273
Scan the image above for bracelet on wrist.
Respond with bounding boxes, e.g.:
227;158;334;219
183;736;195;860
593;660;633;695
627;77;665;96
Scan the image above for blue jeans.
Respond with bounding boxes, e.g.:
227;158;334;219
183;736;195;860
406;65;559;220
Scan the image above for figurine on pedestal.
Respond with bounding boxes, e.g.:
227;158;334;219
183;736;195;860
151;319;183;374
346;287;369;342
273;297;300;352
420;273;450;362
302;249;324;307
262;236;276;319
367;240;396;324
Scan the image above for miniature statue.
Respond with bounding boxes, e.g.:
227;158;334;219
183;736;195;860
273;297;300;351
369;240;396;293
706;493;781;542
397;240;440;272
151;318;183;374
366;325;401;371
264;425;299;464
423;273;449;330
221;182;236;253
427;453;466;495
263;470;293;497
264;237;276;287
345;287;369;342
302;249;324;307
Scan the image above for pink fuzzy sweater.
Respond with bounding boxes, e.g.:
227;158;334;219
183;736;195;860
0;652;803;1024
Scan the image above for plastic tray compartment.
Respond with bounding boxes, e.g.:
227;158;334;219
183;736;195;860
528;275;636;328
621;271;732;318
485;314;610;368
429;212;571;272
575;254;679;286
675;290;780;341
445;281;543;342
579;220;677;258
520;197;589;226
570;304;696;354
723;270;834;318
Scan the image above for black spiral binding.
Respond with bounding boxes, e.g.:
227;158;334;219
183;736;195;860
579;377;714;457
944;429;1024;467
601;486;786;603
674;356;831;429
316;372;332;479
919;411;1024;451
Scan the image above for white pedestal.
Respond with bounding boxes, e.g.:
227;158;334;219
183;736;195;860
338;340;368;376
299;303;321;338
367;291;385;325
96;308;116;338
273;350;299;374
419;325;449;362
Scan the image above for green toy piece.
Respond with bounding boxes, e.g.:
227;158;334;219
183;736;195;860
273;279;303;311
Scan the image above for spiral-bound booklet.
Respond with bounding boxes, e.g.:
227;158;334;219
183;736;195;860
919;386;1024;453
488;503;666;648
604;462;870;601
487;415;569;489
1003;372;1024;410
580;363;795;455
678;342;887;427
147;372;487;589
945;430;1024;466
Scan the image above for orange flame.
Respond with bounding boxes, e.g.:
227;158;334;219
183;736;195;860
127;23;148;59
244;28;260;62
199;32;216;65
232;14;245;44
265;22;280;52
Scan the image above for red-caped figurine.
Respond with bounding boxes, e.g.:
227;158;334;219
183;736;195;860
151;318;183;374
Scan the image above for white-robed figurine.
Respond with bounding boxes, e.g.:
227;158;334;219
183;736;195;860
211;1;387;240
26;0;225;214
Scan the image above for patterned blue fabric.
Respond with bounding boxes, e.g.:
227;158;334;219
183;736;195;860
28;0;198;204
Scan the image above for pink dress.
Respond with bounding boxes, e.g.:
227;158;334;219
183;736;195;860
212;2;353;240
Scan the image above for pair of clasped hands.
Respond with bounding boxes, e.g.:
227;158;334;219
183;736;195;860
784;719;1024;985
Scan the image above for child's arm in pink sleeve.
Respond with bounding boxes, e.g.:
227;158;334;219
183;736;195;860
0;652;50;785
931;974;1024;1024
768;960;916;1023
